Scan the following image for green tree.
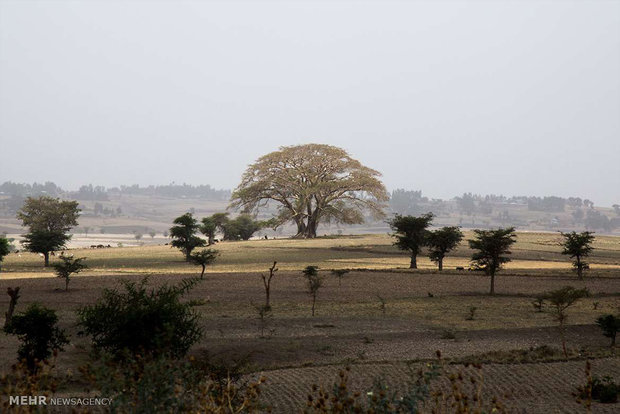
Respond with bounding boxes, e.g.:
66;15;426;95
468;227;517;295
200;213;229;244
222;214;263;241
170;213;206;261
561;231;595;279
544;286;589;358
188;249;219;278
4;303;69;373
302;266;323;316
0;236;10;274
388;213;434;269
230;144;389;238
596;314;620;347
426;226;464;271
17;196;80;266
53;255;87;291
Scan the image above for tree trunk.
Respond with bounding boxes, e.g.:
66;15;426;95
208;235;214;245
410;254;417;269
489;271;495;295
65;277;69;291
293;220;306;238
438;258;443;272
576;255;583;279
265;287;270;309
4;287;20;329
311;294;316;316
44;252;50;267
560;323;568;359
200;265;205;279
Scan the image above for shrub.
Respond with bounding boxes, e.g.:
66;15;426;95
77;277;202;359
83;353;267;413
304;363;440;413
4;304;68;372
1;359;60;412
576;362;619;405
596;314;620;346
302;266;323;317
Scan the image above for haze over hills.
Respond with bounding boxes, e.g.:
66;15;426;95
0;181;618;239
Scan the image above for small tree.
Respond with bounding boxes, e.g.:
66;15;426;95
170;213;206;261
596;314;620;347
468;227;517;295
0;236;10;274
4;303;69;373
302;266;323;316
331;269;350;287
561;231;595;279
261;261;278;310
426;226;464;271
545;286;589;358
188;249;219;279
148;230;156;239
134;232;143;242
388;213;434;269
53;255;87;291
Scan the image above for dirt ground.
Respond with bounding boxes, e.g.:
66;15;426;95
1;268;619;412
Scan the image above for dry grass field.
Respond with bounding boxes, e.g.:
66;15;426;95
1;232;620;412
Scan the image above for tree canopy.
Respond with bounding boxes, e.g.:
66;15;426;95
388;213;434;269
560;231;595;279
169;213;206;260
468;227;517;295
426;226;464;271
0;237;11;273
17;196;80;266
230;144;389;238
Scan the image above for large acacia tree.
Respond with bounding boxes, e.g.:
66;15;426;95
230;144;389;238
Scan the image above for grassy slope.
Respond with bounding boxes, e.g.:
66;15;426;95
2;231;619;279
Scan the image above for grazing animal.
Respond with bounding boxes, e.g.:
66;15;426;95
456;266;465;271
427;292;434;297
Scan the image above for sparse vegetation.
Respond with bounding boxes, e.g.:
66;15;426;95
331;268;350;287
261;261;278;310
544;286;590;358
302;265;323;316
466;306;477;320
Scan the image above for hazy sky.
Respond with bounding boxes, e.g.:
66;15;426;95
1;0;618;205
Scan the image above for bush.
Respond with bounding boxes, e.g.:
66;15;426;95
3;304;68;372
83;353;267;413
77;277;202;359
596;314;620;346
